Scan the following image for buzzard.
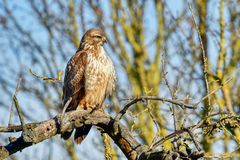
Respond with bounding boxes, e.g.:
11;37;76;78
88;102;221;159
62;28;116;144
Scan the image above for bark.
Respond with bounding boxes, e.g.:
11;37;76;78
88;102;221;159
0;109;207;160
0;110;148;160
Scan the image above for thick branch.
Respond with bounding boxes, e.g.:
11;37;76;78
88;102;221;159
0;110;148;160
1;108;226;159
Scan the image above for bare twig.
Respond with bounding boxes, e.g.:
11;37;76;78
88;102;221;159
116;98;142;122
8;77;22;126
188;3;211;114
115;95;196;134
161;49;178;149
151;129;186;149
191;112;230;131
185;128;202;152
151;112;234;150
162;64;178;129
193;78;232;107
29;68;62;83
121;96;196;110
115;96;196;135
13;96;26;133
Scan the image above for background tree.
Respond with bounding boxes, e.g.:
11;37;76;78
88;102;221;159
0;0;239;159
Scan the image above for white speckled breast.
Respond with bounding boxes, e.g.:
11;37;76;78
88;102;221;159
82;46;116;107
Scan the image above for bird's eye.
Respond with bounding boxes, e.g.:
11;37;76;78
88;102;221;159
95;35;102;38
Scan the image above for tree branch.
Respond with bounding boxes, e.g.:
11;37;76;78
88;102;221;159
7;104;240;160
1;97;237;160
0;107;211;160
0;110;148;160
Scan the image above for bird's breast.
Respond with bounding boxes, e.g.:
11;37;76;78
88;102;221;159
80;50;114;107
84;51;112;91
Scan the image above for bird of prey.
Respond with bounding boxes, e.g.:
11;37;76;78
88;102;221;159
61;28;116;144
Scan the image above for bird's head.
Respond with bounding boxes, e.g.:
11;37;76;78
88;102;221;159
80;28;107;48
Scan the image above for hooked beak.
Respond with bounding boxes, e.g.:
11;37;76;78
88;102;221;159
102;36;107;43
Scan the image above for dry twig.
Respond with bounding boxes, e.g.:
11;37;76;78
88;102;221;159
13;96;26;133
188;3;211;114
8;77;22;126
29;68;62;83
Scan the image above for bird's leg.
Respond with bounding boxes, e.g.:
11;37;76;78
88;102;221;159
95;104;103;111
89;104;104;114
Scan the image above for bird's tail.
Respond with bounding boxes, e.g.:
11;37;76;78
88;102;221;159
74;125;92;144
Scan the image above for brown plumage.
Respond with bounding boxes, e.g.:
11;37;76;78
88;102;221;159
61;28;116;144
